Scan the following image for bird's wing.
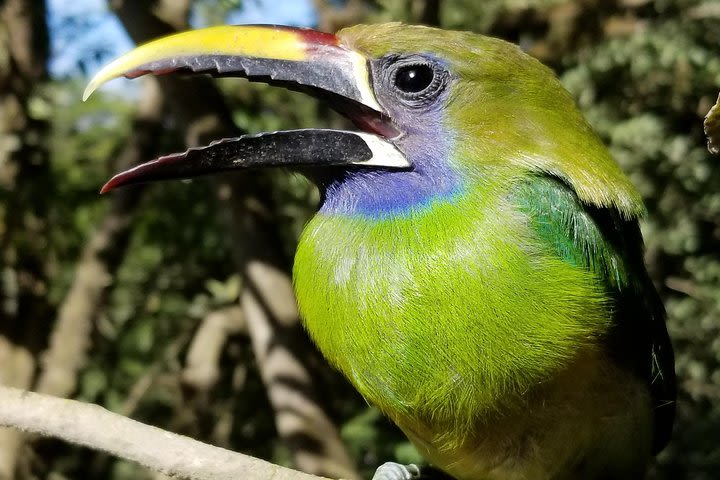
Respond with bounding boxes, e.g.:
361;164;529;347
511;175;676;453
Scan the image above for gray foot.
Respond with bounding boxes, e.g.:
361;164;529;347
371;462;421;480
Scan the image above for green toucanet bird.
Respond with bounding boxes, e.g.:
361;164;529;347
85;23;676;480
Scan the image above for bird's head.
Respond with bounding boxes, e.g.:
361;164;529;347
87;23;642;218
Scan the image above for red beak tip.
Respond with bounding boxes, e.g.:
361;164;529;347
99;180;116;194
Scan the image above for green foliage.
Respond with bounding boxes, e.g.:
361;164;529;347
46;81;134;302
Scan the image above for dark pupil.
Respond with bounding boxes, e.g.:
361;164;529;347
395;64;434;93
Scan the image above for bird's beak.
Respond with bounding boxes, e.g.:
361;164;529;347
83;25;409;193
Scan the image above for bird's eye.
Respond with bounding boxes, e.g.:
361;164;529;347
393;64;434;94
379;55;449;107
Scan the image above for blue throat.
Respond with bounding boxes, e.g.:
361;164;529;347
317;130;462;218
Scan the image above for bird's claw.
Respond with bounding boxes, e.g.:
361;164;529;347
371;462;421;480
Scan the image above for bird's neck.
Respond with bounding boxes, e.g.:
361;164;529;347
317;135;462;217
318;166;461;217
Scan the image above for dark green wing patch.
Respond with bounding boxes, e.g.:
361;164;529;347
512;176;633;290
512;175;676;454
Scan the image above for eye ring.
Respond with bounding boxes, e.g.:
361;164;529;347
384;56;448;106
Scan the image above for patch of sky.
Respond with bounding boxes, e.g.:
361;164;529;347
47;0;133;79
225;0;316;26
48;0;317;82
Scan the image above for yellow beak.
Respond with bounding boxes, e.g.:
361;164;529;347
83;24;381;112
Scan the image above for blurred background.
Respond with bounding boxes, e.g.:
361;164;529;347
0;0;718;479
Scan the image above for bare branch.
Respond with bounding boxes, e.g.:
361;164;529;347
182;306;245;392
0;385;331;480
0;339;34;479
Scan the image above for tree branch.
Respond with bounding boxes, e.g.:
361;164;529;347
0;385;331;480
182;306;245;392
0;339;34;479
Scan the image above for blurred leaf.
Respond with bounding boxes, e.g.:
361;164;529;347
704;93;720;154
205;274;241;303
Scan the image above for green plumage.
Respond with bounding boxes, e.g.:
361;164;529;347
292;24;674;480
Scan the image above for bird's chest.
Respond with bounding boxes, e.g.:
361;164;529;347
294;213;472;413
295;206;528;425
293;204;610;421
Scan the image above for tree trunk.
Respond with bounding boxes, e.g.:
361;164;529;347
0;0;50;477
